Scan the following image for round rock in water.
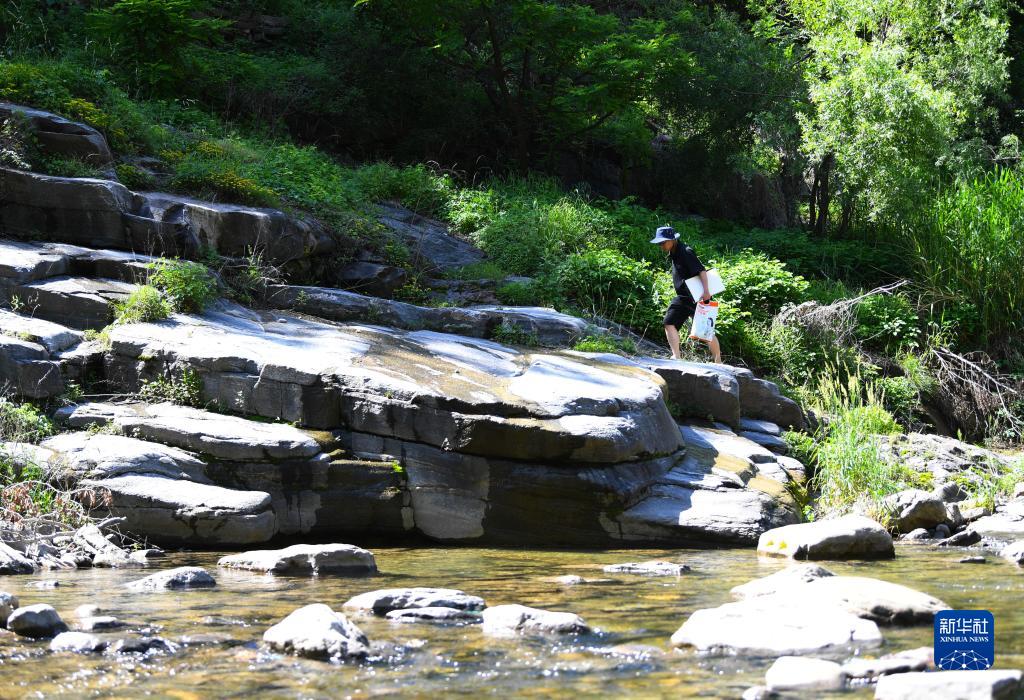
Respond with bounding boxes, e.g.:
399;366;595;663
0;591;19;627
481;604;591;636
126;566;216;591
602;560;690;576
217;543;377;575
344;587;485;615
49;631;106;653
385;607;481;624
7;604;68;639
110;636;178;655
79;615;122;631
765;656;847;692
263;603;369;661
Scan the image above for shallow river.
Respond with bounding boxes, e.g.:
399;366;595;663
1;543;1022;699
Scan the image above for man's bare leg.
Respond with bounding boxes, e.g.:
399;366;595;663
664;324;682;360
709;335;722;364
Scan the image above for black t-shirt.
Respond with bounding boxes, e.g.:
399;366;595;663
668;243;706;296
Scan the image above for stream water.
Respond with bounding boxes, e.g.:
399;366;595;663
1;543;1022;699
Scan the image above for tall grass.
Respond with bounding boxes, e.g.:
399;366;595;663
908;167;1024;343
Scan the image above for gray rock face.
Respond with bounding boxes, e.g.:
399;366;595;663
643;359;741;427
83;474;277;545
49;631;107;653
1000;540;1024;565
0;591;19;626
973;499;1024;536
900;528;932;541
378;203;485;273
884;489;948;532
335;261;407;298
79;615;122;631
7;604;68;638
0;102;113;164
0;539;37;574
481;604;591;635
385;607;481;624
16;276;137;330
57;402;321;462
344;587;486;615
473;305;590;345
841;647;933;680
110;636;178;655
877;433;1019;500
670;598;881;654
720;364;804;429
602;561;690;576
217;543;377;575
126;566;216;591
758;515;895;560
935;528;981;547
0;309;82;353
739;417;782;436
263;604;369;660
741;430;788;454
874;670;1022;700
765;656;847;692
730;564;835;599
0;335;64;399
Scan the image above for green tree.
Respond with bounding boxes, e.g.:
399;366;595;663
355;0;689;170
88;0;230;95
757;0;1010;233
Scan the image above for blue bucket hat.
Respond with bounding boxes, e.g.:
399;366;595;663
650;225;678;244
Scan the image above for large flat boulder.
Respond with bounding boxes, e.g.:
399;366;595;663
344;587;486;615
82;474;277;545
218;543;376;575
644;359;741;427
38;432;209;482
758;515;895;560
883;489;949;532
126;566;216;591
0;102;113;164
670;597;882;654
0;309;82;353
16;276;137;330
56;401;322;461
874;670;1022;700
0;240;69;291
481;604;591;636
102;303;683;463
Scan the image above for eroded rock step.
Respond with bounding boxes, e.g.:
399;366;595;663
16;276;137;330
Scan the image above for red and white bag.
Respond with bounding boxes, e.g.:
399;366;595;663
689;301;719;343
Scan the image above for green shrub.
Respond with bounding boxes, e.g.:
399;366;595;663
138;368;205;407
855;293;921;351
351;163;452;217
0;399;56;443
555;248;666;332
0;116;31;169
715;250;809;318
572;334;636;355
112;285;171;324
37;155;105;178
496;280;544;307
148;259;218;312
115;163;156;190
446;262;507;281
877;376;919;427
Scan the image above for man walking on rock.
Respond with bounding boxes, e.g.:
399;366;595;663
651;225;722;364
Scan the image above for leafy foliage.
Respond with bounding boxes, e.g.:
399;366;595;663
112;285;171;325
147;259;219;313
138;368;205;407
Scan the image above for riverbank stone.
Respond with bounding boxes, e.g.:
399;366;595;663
263;603;369;661
730;564;835;599
481;604;591;636
841;647;933;681
602;560;690;576
757;515;895;560
670;598;882;654
874;670;1022;700
217;544;377;575
883;489;948;533
7;604;68;638
385;607;481;624
1000;540;1024;565
50;631;106;653
765;656;847;692
126;566;216;591
344;587;485;615
0;591;19;626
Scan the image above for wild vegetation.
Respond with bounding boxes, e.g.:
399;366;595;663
1;0;1022;522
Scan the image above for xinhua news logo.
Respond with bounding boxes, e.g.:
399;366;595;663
934;610;995;671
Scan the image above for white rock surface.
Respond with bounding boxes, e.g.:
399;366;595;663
730;564;835;599
874;670;1022;700
758;515;895;560
263;603;369;660
218;543;376;575
385;607;481;623
344;587;485;615
49;631;106;653
670;598;882;654
126;566;216;591
999;539;1024;565
481;604;591;635
765;656;847;692
841;647;933;680
602;560;690;576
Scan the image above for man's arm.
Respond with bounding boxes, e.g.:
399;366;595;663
698;270;711;303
